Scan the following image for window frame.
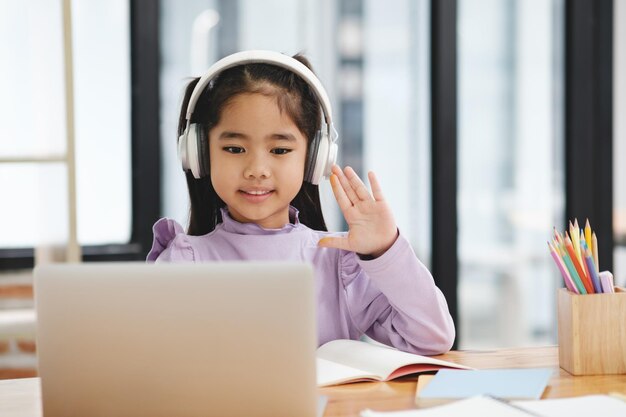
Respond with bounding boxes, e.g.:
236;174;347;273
565;0;614;272
430;0;458;343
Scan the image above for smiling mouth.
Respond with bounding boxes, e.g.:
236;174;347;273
240;190;274;195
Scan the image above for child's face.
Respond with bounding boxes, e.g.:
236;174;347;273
208;93;308;229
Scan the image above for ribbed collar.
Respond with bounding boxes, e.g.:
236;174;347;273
218;206;301;235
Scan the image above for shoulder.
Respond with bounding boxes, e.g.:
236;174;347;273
146;218;196;262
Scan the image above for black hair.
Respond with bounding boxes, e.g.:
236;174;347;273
178;53;328;235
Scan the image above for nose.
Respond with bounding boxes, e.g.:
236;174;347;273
243;153;271;180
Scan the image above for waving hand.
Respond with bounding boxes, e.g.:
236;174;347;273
318;165;398;258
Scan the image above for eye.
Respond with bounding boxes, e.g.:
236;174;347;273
271;148;292;155
223;146;244;154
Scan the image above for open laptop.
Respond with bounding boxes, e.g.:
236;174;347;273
34;262;318;417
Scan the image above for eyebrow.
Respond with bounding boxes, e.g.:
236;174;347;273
218;131;297;142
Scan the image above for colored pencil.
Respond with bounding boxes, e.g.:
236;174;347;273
548;220;605;295
580;230;592;287
548;242;578;293
584;219;592;252
581;241;602;293
564;236;594;293
561;247;587;294
569;221;582;266
592;232;599;273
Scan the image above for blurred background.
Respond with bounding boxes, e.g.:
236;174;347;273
1;0;625;377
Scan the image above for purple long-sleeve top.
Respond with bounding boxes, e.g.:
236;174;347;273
147;206;455;355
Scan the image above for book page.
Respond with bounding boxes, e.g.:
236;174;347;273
514;395;626;417
361;396;533;417
317;358;380;387
361;395;626;417
317;340;469;381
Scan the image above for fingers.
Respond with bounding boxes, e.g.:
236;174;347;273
329;174;352;211
344;166;373;201
331;165;360;205
368;171;385;202
332;165;375;204
318;236;352;251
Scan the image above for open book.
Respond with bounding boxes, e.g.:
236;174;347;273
316;339;471;387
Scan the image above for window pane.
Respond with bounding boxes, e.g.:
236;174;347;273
73;0;131;245
0;1;66;157
457;0;564;348
0;0;131;248
364;0;431;260
0;164;68;248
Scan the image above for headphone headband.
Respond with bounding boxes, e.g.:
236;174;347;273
179;50;338;184
185;50;334;130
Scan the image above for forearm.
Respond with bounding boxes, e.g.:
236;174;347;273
355;232;455;354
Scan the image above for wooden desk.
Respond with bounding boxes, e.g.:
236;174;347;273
321;346;626;416
1;346;625;417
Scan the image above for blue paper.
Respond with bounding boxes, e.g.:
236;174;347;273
419;368;553;400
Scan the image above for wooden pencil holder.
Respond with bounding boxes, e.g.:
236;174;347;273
557;287;626;375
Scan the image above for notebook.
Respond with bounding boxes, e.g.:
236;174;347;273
34;262;319;417
415;368;552;406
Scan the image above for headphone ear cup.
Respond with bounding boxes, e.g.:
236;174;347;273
181;123;205;179
194;124;210;178
178;130;190;172
308;130;334;185
326;141;338;178
304;131;322;183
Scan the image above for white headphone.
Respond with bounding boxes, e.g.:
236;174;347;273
178;50;339;185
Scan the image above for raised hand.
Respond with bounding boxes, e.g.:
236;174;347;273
318;165;398;258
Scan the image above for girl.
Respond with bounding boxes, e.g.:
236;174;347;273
148;51;455;355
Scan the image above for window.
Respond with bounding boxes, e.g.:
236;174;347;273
0;0;159;268
457;0;565;348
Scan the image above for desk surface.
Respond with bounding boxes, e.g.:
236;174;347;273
1;346;625;417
